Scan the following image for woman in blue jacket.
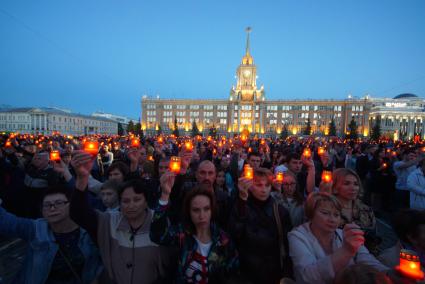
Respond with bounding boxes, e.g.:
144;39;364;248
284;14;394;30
0;186;102;284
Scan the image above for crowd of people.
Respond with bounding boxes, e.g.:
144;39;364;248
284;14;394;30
1;132;425;284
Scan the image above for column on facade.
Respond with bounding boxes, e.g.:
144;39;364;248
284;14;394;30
44;114;47;135
230;104;234;133
238;105;241;132
259;105;264;134
252;104;255;133
408;117;414;138
421;116;425;139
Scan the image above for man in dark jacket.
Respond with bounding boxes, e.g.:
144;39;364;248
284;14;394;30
229;168;293;284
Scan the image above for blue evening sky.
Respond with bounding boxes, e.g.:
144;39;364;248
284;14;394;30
1;0;424;118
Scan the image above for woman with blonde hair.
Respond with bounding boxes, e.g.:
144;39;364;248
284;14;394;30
331;168;380;254
288;192;387;284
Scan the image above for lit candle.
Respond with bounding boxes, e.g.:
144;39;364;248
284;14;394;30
244;164;254;180
396;249;424;280
276;172;284;183
303;148;311;159
148;155;154;161
382;162;388;169
318;147;325;156
5;141;12;148
158;136;164;144
50;150;60;161
321;170;332;183
260;139;265;145
169;156;181;174
84;141;99;156
131;139;140;148
184;141;193;152
207;136;212;142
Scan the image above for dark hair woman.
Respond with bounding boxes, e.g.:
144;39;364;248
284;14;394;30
150;183;239;283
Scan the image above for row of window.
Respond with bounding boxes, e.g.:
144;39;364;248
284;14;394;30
161;118;229;125
0;115;30;121
161;105;229;110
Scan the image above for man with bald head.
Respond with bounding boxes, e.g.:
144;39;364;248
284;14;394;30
160;159;231;227
195;160;216;189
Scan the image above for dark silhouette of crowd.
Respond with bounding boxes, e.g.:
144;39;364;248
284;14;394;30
1;132;425;284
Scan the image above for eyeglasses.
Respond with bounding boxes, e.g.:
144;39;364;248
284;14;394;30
282;183;297;187
42;200;69;210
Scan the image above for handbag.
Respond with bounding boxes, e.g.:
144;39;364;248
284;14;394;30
272;201;286;271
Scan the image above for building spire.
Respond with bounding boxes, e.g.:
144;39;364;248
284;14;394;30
245;27;252;55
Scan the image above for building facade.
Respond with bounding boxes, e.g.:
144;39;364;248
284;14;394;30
0;107;118;135
92;111;137;127
369;94;425;140
141;30;425;139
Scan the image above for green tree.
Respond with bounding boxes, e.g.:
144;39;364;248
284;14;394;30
135;122;142;135
191;120;200;137
172;117;180;137
209;124;217;139
118;123;124;136
347;117;358;140
126;120;135;134
280;125;289;139
370;116;381;141
328;118;337;136
303;118;312;135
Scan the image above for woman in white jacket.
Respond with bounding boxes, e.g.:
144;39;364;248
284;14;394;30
407;159;425;210
288;192;388;284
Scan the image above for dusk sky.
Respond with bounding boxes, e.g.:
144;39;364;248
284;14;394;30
1;0;424;119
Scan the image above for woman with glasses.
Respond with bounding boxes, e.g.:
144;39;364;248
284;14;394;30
0;187;102;284
272;171;305;227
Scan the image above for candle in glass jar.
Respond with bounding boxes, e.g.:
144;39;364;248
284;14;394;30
131;139;140;148
276;172;284;183
169;156;181;174
321;170;332;183
396;249;424;280
50;150;60;161
84;141;99;156
185;141;193;152
303;148;311;158
244;165;254;179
